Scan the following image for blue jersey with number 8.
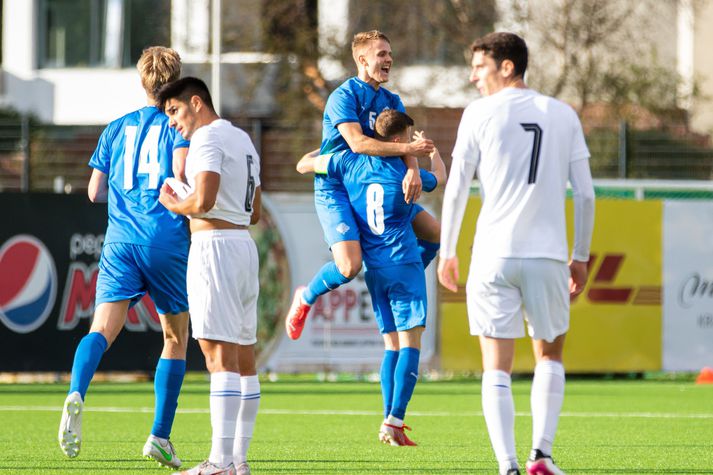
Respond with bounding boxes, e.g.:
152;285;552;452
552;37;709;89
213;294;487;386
326;150;436;269
88;106;189;251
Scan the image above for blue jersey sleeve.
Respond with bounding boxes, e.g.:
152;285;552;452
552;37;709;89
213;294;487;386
326;152;346;181
394;96;406;113
173;129;189;149
325;87;359;128
88;123;115;174
420;169;437;192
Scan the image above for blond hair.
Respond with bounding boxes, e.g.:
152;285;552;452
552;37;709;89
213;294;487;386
137;46;181;99
351;30;390;64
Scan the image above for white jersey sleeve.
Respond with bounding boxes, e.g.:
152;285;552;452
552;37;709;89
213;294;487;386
440;105;480;258
569;156;595;261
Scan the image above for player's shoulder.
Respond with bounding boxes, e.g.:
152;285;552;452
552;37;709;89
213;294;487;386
534;91;578;116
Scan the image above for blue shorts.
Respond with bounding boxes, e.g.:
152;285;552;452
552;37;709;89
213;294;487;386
364;262;427;334
315;187;360;246
410;203;425;222
95;242;189;315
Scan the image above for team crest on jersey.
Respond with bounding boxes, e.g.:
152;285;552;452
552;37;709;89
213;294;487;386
336;223;351;235
0;235;57;333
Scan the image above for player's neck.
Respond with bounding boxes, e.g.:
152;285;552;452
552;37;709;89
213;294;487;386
357;71;382;90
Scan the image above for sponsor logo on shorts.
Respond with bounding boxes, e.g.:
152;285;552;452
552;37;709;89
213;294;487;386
336;223;350;235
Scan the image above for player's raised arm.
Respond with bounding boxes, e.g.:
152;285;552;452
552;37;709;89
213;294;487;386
414;131;447;186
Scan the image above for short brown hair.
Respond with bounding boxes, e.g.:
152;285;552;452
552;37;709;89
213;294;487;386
375;109;414;140
137;46;182;99
351;30;390;64
471;32;528;78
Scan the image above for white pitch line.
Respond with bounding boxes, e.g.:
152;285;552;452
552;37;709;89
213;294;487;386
1;406;712;419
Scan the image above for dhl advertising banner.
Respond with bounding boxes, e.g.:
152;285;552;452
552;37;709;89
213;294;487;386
0;193;205;371
441;197;662;373
663;201;713;371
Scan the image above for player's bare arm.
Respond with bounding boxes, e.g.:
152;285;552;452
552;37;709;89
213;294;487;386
414;130;447;185
250;187;262;224
159;171;220;216
296;149;320;174
87;169;108;203
337;122;433;158
569;260;588;297
437;256;459;293
172;147;189;182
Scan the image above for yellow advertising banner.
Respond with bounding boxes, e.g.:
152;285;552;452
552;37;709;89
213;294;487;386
440;197;662;373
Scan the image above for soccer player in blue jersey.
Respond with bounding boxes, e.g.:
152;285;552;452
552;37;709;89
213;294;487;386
285;30;441;340
297;109;446;446
58;47;190;469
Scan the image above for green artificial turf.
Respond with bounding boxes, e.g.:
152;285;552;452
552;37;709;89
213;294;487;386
0;378;711;474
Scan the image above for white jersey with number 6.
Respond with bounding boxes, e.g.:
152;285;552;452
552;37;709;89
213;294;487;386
185;119;261;225
444;87;590;262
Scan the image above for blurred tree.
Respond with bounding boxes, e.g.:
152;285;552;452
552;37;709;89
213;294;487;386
498;0;702;118
348;0;497;66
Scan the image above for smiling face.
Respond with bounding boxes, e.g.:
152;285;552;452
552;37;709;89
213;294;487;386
164;97;199;140
358;39;393;88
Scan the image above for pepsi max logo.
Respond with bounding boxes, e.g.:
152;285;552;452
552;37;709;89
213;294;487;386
0;235;57;333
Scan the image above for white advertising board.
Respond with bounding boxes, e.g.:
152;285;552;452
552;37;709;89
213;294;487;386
260;192;438;372
663;201;713;371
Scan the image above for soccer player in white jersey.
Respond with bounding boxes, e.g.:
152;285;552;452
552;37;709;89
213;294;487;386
158;77;261;475
438;32;595;475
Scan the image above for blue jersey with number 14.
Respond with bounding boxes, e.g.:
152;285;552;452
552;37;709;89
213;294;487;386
326;150;436;269
88;106;189;251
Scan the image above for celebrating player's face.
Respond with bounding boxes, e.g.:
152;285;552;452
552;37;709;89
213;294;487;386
164;98;198;140
361;39;392;85
469;51;505;97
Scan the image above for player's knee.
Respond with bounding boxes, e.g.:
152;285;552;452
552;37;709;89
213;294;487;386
336;259;361;279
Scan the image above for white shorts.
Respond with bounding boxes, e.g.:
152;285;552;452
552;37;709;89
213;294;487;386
187;229;259;345
466;256;569;342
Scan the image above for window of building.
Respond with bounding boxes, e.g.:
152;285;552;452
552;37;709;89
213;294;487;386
38;0;170;68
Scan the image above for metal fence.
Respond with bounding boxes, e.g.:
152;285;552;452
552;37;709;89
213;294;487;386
1;118;712;193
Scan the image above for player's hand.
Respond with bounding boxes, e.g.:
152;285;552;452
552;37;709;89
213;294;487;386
437;256;459;293
159;183;179;211
407;134;434;158
403;167;422;203
569;259;588;298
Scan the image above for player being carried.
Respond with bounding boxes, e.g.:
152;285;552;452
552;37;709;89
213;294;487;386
297;109;446;446
285;30;441;340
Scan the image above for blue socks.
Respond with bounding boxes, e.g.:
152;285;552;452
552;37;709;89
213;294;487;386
69;332;108;400
380;350;399;419
391;347;421;420
418;240;440;269
303;261;352;305
151;358;186;439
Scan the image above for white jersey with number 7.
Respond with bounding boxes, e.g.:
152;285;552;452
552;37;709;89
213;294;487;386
444;87;590;262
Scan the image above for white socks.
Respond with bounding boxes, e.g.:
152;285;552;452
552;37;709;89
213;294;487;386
234;375;261;464
482;370;517;474
530;360;565;456
209;372;241;467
